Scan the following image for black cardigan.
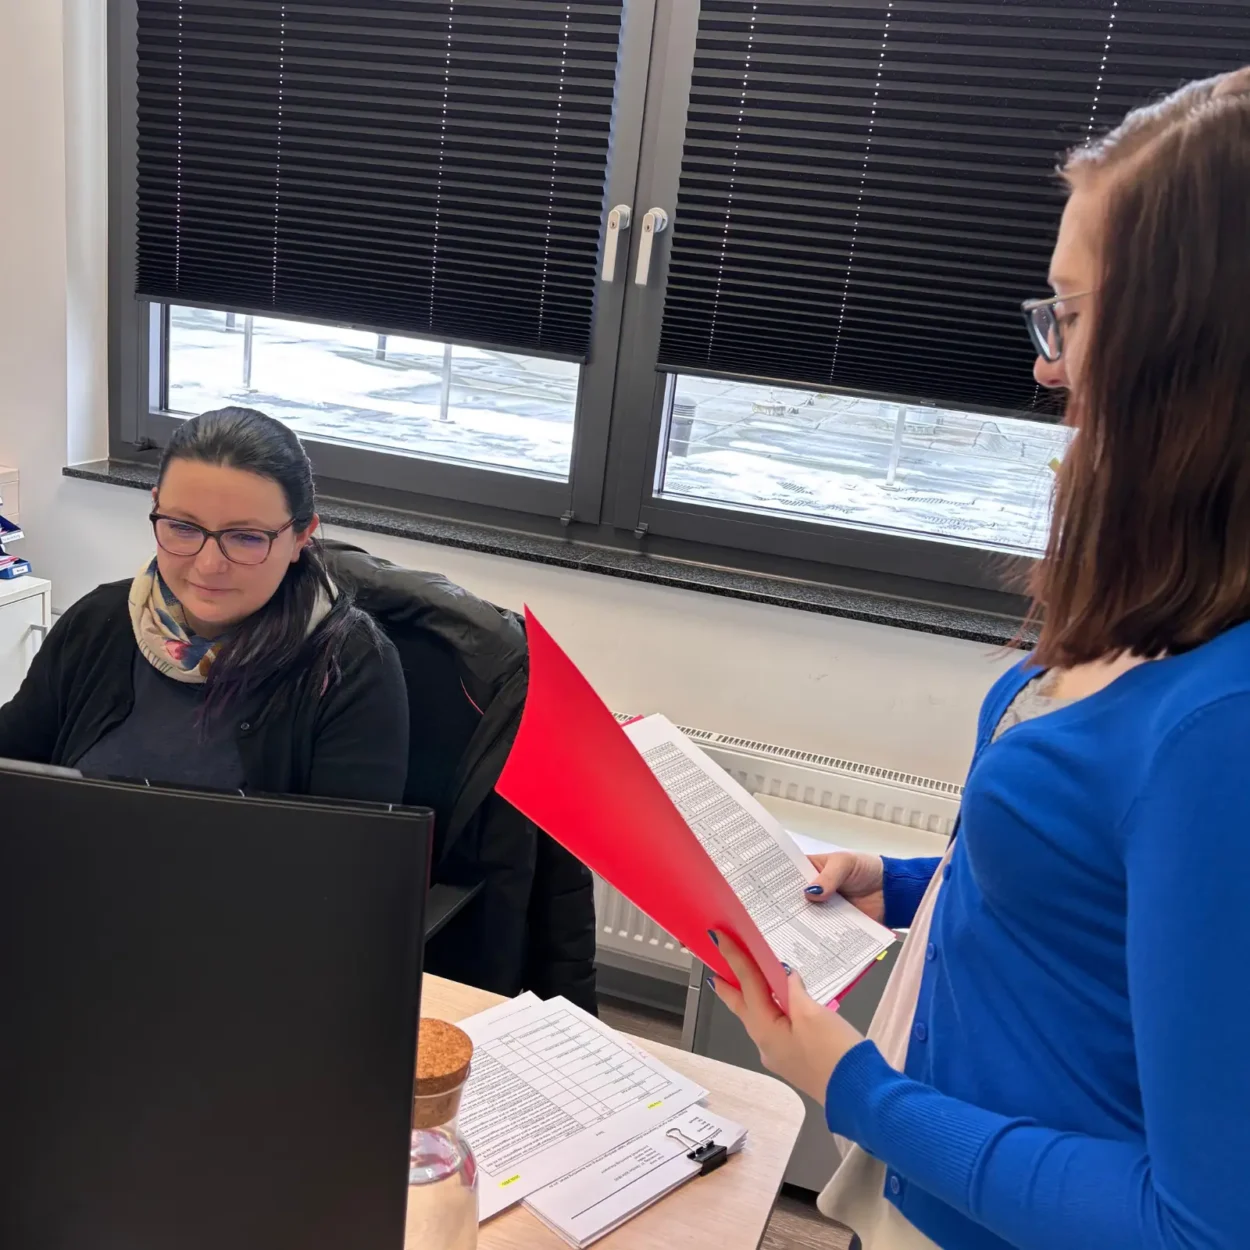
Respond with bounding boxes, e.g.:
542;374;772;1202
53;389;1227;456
0;580;410;803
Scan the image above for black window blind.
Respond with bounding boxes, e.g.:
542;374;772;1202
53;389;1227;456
135;0;624;361
658;1;1250;415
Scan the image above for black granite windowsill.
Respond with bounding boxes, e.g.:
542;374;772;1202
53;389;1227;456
63;459;1029;647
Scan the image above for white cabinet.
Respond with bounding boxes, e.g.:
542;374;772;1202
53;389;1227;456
0;577;52;708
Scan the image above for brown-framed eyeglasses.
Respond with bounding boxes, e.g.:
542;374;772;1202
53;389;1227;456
150;512;297;566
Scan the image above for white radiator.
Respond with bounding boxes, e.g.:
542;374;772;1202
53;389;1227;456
594;719;963;983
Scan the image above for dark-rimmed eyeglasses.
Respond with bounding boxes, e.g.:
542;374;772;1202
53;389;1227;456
1021;291;1092;363
150;512;297;566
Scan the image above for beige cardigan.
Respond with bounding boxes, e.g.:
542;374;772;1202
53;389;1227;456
816;844;954;1250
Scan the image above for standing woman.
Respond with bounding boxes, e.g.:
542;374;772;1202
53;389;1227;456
710;69;1250;1250
0;407;409;803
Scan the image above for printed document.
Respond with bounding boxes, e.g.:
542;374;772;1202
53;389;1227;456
525;1105;747;1247
623;715;894;1004
456;993;706;1219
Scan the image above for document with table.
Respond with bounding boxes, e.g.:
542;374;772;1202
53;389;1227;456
623;714;893;1005
456;992;747;1245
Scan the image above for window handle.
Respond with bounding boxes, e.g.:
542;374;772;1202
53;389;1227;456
634;207;670;286
601;205;632;283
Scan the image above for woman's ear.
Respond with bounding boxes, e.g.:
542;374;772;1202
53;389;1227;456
291;513;320;563
150;486;159;508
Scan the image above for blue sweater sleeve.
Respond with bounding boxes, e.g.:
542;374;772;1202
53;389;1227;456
881;857;941;930
825;695;1250;1250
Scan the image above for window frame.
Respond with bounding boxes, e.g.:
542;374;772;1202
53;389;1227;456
598;0;1057;595
107;0;659;526
106;0;1053;611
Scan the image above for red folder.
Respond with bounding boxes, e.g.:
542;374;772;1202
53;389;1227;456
496;609;790;1012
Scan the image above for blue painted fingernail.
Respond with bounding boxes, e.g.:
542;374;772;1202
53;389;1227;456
781;962;793;975
707;929;719;946
706;974;716;990
805;885;824;896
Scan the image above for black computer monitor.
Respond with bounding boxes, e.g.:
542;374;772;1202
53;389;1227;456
0;762;432;1250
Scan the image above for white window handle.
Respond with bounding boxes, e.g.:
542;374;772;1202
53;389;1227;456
601;205;632;282
634;207;670;286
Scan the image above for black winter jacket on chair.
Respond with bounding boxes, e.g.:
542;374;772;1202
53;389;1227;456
322;541;598;1014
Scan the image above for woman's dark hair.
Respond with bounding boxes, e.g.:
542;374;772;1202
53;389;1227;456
1031;68;1250;668
157;406;367;712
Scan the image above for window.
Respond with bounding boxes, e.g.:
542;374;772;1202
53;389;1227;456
166;307;580;481
110;0;1250;605
657;377;1072;554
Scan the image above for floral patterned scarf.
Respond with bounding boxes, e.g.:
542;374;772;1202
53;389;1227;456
128;557;332;684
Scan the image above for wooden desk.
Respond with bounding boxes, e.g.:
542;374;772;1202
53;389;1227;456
412;977;806;1250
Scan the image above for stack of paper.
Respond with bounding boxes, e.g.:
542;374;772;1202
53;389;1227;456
455;993;708;1221
450;993;748;1247
525;1104;746;1247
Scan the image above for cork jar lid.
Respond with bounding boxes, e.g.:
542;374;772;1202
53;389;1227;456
415;1019;473;1096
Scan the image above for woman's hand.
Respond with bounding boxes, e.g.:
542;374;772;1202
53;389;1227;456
708;930;865;1105
805;851;886;923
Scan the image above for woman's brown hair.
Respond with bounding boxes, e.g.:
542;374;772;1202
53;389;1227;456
1031;67;1250;668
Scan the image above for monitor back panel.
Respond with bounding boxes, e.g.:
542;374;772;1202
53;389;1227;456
0;773;430;1250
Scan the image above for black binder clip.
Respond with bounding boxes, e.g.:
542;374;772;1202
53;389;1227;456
688;1140;730;1175
666;1127;730;1176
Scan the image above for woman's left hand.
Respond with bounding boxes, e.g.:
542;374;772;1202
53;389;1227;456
708;930;866;1104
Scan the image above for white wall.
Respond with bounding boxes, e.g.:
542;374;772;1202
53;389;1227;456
0;0;68;546
0;0;1015;783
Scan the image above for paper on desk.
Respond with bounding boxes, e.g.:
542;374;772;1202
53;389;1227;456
496;610;792;1010
456;994;706;1220
457;989;542;1032
623;715;894;1005
524;1105;747;1248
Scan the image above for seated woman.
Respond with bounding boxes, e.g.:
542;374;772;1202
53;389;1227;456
0;407;408;802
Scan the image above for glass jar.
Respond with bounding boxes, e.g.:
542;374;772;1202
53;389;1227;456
409;1020;478;1250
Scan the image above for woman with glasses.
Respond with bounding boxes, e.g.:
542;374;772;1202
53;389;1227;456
707;67;1250;1250
0;406;408;802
